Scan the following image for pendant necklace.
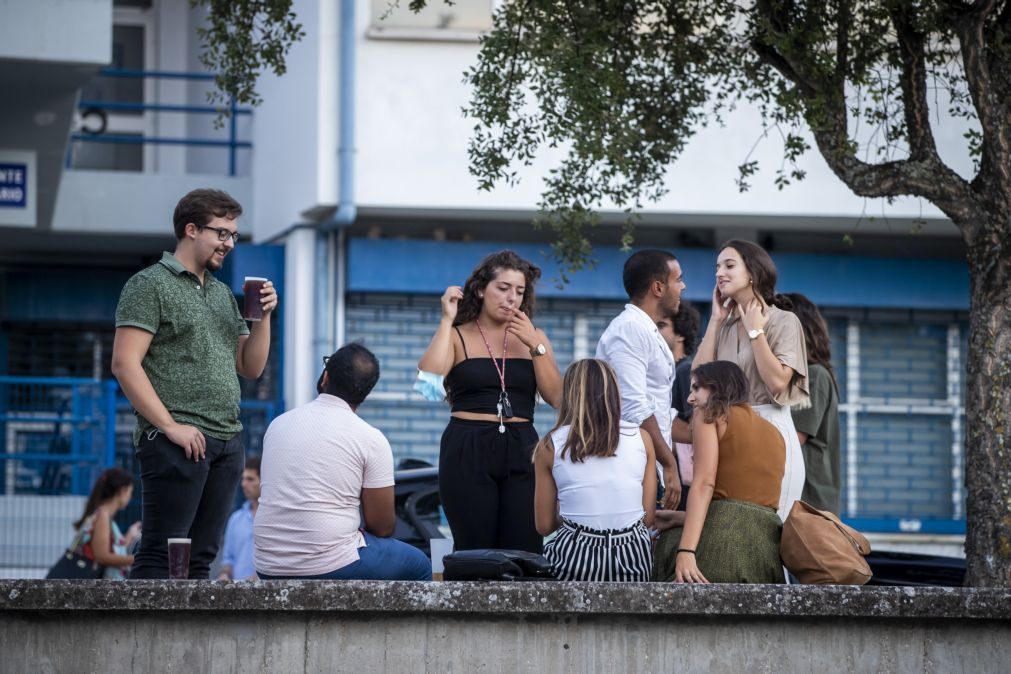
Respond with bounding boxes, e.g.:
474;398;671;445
476;319;511;433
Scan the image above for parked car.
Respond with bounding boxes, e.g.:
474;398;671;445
392;460;967;587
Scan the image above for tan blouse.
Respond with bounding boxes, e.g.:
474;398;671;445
715;305;809;407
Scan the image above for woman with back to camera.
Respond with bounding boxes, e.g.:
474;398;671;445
693;240;808;520
418;250;562;553
533;359;657;582
654;361;785;584
785;292;842;514
66;467;141;579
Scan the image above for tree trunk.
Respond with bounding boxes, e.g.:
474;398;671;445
963;224;1011;587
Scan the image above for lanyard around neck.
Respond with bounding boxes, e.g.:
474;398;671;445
475;319;507;392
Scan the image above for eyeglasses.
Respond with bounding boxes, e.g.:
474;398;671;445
322;356;330;367
200;225;240;243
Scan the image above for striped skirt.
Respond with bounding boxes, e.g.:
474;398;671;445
543;518;653;582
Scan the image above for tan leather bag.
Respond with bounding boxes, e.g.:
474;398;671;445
780;500;872;585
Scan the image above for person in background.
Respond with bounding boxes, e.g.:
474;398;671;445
534;359;656;582
654;361;785;584
72;468;142;580
692;239;808;521
786;293;842;515
217;456;261;581
255;343;430;581
657;303;702;509
418;250;562;553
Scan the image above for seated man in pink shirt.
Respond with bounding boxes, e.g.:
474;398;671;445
253;343;431;580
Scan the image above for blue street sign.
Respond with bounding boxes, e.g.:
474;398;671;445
0;163;28;208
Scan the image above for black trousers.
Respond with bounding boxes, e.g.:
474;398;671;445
130;429;244;579
438;418;542;554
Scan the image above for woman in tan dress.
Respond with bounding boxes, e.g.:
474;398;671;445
693;240;808;520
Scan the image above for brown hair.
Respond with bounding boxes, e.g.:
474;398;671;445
691;361;750;425
534;359;622;463
454;250;541;326
74;467;134;530
720;239;793;311
172;188;243;239
784;292;838;392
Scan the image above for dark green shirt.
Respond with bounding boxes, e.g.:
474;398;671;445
791;363;841;514
115;252;249;445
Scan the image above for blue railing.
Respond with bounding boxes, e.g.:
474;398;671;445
69;68;253;176
0;376;278;497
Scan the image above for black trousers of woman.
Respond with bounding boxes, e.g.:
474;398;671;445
439;418;542;553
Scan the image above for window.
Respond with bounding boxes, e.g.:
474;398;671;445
369;0;494;40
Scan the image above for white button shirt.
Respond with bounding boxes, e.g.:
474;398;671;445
595;304;676;450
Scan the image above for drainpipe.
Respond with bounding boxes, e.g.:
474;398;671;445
314;0;356;370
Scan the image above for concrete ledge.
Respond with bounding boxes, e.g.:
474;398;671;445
4;581;1010;673
2;580;1009;619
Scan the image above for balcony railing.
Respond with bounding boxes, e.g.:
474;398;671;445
68;68;252;176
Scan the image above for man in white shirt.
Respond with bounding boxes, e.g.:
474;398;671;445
253;343;431;580
596;250;686;509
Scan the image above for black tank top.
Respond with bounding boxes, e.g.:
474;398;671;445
445;327;538;420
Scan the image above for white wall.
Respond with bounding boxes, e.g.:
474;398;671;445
353;0;971;226
249;0;339;242
51;170;251;235
0;0;111;65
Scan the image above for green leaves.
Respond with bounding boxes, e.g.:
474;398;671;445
191;0;305;126
455;0;999;275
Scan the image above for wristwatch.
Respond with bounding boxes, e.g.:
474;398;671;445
530;343;547;357
748;328;765;341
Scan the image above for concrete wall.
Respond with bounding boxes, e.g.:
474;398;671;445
2;581;1008;673
0;0;111;64
50;170;252;235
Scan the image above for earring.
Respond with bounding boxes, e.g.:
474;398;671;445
749;278;753;285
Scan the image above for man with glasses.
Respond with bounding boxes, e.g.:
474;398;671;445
111;188;278;579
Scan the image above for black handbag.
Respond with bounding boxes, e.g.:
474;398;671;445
46;529;104;580
442;549;556;581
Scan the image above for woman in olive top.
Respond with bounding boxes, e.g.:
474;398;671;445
786;293;842;514
693;239;808;521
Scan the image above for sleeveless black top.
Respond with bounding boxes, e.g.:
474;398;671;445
445;327;538;420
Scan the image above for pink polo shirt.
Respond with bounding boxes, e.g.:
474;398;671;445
253;394;395;576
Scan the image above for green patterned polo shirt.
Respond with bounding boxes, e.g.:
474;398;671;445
115;251;250;445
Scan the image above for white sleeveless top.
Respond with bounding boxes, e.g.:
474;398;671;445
550;422;647;530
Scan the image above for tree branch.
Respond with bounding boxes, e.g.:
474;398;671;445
952;1;1011;206
888;5;939;161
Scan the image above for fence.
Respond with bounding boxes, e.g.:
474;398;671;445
0;376;277;577
67;68;253;176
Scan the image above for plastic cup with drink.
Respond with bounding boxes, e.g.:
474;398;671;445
167;538;191;580
242;276;269;321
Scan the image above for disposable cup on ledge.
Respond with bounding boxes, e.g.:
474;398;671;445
242;276;268;321
167;538;191;580
430;537;454;581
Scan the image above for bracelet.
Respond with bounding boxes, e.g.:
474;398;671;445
675;548;696;555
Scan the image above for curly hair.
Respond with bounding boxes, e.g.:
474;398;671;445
454;250;541;326
672;303;701;355
720;239;793;311
691;361;750;425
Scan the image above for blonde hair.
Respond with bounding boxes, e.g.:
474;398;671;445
535;359;622;463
